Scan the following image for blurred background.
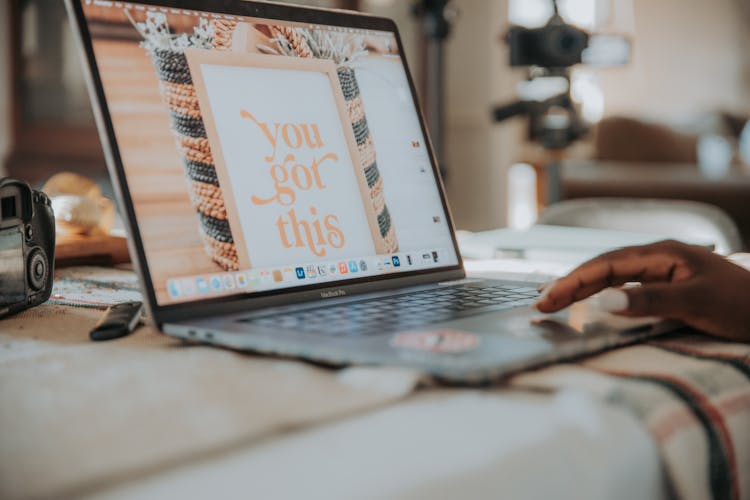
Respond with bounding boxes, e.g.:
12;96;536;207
1;0;750;245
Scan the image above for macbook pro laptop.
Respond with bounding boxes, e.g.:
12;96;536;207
66;0;675;382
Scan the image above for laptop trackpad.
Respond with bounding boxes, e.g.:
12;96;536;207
389;304;661;367
430;301;658;341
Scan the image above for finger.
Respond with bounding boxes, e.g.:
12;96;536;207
572;240;699;282
536;252;691;313
617;282;691;318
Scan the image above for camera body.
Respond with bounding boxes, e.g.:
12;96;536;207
0;178;55;318
507;20;589;69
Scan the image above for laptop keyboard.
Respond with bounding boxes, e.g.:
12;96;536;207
238;283;539;336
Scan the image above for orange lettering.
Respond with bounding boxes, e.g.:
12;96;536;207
251;154;296;206
301;123;324;149
325;214;345;249
275;215;293;248
310;152;338;190
291;162;313;190
310;206;326;246
286;208;326;257
240;110;281;162
282;123;303;149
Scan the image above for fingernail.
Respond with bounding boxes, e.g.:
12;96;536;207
533;281;557;311
537;280;557;297
598;288;629;312
537;280;555;293
532;297;544;311
533;297;547;312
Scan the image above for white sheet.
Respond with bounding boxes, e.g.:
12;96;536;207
90;390;667;500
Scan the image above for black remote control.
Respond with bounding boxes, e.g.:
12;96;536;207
89;301;144;341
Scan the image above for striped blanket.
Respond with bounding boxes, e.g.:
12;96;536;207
44;266;750;500
511;335;750;500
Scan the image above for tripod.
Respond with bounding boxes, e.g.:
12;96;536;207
412;0;455;179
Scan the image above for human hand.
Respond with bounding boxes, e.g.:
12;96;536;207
534;240;750;342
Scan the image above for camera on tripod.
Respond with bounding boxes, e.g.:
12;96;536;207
507;16;589;69
0;178;55;318
494;0;630;150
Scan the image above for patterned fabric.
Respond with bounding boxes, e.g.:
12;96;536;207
511;336;750;500
274;25;313;58
47;266;143;308
266;24;399;253
336;66;398;252
212;19;238;51
147;46;240;271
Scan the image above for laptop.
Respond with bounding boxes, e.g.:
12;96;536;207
66;0;676;383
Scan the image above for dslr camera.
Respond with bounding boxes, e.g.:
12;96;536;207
0;178;55;318
507;16;589;69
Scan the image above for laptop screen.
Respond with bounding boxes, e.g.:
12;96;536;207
80;0;459;305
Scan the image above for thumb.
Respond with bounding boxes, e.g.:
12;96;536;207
600;284;687;318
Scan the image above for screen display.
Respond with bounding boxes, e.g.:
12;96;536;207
81;0;459;305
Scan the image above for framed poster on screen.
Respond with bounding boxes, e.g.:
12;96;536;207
186;49;388;270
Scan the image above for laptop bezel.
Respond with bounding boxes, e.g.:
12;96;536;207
65;0;466;326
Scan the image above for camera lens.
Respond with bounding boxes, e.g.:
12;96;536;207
27;248;48;292
543;25;588;67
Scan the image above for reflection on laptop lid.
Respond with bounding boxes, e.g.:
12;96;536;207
73;0;461;312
